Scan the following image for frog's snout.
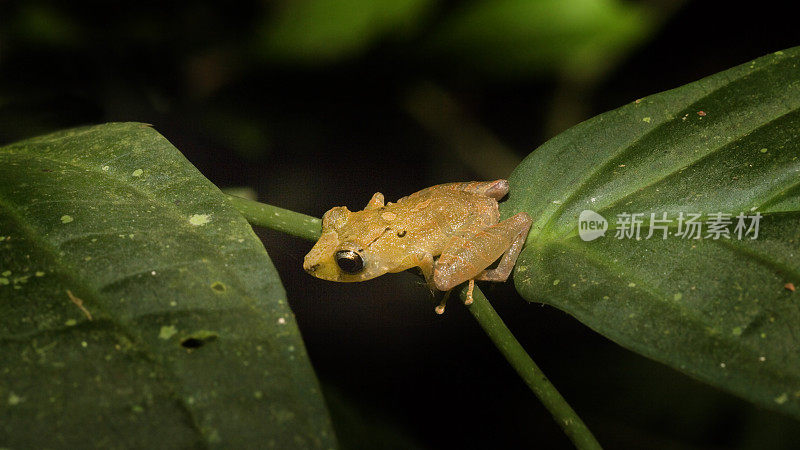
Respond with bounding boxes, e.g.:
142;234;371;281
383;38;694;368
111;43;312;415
303;251;336;280
304;231;343;280
303;257;340;281
302;253;320;274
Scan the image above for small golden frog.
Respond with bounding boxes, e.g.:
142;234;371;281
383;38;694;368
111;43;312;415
303;180;532;313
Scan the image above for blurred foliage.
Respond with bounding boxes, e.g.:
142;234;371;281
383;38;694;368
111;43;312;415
8;3;85;47
257;0;434;63
255;0;653;82
428;0;651;80
321;383;427;450
0;0;667;150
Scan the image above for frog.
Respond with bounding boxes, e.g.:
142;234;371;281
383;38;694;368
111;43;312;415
303;180;532;313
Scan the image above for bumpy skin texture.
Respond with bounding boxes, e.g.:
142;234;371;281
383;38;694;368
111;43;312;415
303;180;532;294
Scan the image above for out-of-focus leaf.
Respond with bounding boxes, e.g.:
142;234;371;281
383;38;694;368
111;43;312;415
9;3;84;47
0;123;336;448
502;49;800;418
257;0;432;63
428;0;651;79
323;384;426;450
201;109;272;160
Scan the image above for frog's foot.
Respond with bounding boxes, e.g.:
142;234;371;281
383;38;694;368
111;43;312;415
464;279;475;306
435;290;452;315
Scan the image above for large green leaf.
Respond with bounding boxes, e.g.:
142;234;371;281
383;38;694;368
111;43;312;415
503;49;800;418
0;123;335;448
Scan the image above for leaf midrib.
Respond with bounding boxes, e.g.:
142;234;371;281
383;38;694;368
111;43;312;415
1;146;258;299
534;55;797;240
0;129;266;444
570;109;800;232
0;193;207;441
546;214;800;286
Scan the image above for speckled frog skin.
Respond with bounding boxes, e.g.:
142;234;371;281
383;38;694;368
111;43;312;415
303;180;531;309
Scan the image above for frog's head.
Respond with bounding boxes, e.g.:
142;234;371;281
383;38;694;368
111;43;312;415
303;206;395;282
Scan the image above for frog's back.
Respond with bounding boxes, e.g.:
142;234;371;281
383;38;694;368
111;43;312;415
389;185;500;254
397;181;503;215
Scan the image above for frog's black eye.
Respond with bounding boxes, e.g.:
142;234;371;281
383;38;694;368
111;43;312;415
335;250;364;274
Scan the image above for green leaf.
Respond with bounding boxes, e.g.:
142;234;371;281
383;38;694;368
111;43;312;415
427;0;651;79
257;0;432;63
503;49;800;418
0;123;336;448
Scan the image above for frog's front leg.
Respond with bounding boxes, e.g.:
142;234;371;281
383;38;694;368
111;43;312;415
435;289;451;315
400;252;436;291
401;252;452;313
434;212;532;304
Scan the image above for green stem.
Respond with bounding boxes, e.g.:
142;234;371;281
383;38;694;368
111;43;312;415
226;195;322;242
460;284;602;450
230;196;602;450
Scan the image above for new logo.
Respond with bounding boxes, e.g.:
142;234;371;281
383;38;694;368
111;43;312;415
578;210;608;241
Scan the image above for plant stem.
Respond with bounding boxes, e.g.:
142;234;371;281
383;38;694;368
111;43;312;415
461;284;602;450
230;197;602;449
226;195;322;242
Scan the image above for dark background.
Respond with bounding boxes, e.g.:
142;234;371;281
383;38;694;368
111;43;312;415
2;1;799;448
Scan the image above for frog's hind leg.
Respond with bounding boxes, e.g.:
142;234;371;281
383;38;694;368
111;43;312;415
434;180;509;199
473;212;532;284
434;212;532;303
